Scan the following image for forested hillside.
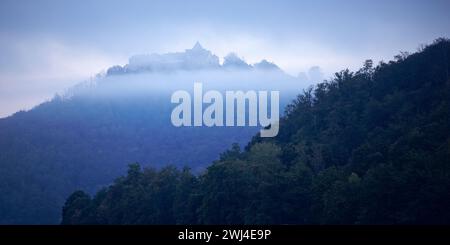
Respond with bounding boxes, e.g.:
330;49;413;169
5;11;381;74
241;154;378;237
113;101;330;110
62;39;450;224
0;44;301;224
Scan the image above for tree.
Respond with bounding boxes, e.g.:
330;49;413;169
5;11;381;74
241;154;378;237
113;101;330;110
61;191;92;225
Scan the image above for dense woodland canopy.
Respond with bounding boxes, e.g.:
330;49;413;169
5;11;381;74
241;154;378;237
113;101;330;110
0;43;302;224
62;39;450;224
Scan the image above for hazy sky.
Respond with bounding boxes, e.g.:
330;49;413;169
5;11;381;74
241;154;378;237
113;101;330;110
0;0;450;117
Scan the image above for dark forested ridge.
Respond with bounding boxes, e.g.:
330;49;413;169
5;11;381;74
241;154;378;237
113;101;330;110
62;39;450;224
0;43;301;224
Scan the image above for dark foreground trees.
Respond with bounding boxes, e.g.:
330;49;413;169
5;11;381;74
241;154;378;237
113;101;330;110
62;38;450;224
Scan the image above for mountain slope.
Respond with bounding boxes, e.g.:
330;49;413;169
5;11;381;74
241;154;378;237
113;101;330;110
0;44;303;224
62;38;450;224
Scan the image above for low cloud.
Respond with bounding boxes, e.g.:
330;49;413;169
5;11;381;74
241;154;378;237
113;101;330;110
297;66;325;83
0;36;124;117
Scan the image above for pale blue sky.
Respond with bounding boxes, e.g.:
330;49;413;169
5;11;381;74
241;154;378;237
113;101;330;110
0;0;449;117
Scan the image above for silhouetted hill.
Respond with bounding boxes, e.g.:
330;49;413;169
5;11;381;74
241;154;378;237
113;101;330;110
0;45;304;224
62;38;450;224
